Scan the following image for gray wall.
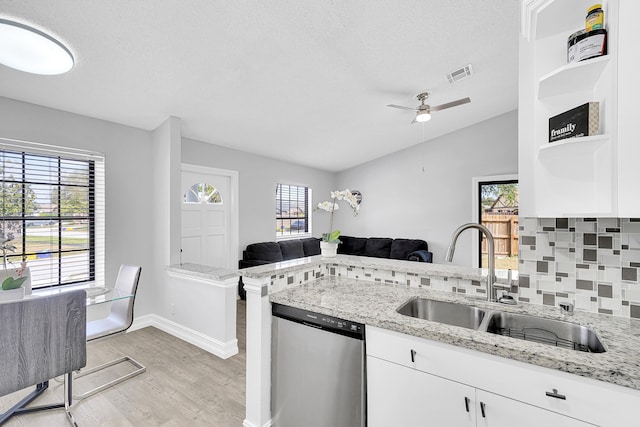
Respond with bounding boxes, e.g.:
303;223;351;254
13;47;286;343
335;109;518;266
181;138;336;256
0;96;156;315
0;95;517;307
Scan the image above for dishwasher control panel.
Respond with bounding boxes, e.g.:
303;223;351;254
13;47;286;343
313;313;363;334
273;303;365;340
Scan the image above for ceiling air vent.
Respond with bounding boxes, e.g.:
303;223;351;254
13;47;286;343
446;64;473;84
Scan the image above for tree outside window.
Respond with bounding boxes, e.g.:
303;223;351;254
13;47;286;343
0;150;96;288
479;181;518;271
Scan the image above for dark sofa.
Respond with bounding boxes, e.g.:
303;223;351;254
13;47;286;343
337;236;432;261
237;236;432;299
239;237;322;269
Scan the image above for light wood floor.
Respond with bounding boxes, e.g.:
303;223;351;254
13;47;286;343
0;301;247;426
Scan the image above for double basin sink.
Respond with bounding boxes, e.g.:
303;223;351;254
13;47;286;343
396;298;606;353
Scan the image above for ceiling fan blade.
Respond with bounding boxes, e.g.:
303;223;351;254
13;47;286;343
430;97;471;112
387;104;418;112
410;116;417;125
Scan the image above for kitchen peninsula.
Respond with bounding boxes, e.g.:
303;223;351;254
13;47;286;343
241;255;640;427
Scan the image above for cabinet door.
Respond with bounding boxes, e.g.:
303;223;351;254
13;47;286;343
475;390;592;427
616;0;640;216
367;355;475;427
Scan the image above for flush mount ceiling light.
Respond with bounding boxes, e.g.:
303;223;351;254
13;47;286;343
0;18;74;75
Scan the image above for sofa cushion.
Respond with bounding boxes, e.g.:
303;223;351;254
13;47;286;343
279;240;305;260
338;235;367;255
239;259;273;269
301;238;321;256
390;239;429;260
244;242;283;262
364;238;393;258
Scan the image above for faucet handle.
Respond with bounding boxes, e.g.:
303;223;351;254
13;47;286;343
498;293;517;305
559;302;574;315
492;283;511;291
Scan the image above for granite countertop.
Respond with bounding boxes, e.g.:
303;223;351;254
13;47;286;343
241;254;516;283
166;263;239;281
270;276;640;391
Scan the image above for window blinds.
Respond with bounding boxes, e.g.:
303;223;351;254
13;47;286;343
0;137;105;288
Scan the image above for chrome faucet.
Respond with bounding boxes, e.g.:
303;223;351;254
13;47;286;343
445;223;500;302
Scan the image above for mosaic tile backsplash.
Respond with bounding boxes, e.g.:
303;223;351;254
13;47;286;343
268;263;327;294
519;217;640;318
266;218;640;319
267;261;493;299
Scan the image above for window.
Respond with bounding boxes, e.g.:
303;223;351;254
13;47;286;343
184;183;222;204
477;179;519;271
276;183;310;238
0;139;105;289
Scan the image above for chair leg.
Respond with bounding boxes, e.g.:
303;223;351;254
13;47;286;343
73;356;146;400
64;372;78;427
0;376;78;426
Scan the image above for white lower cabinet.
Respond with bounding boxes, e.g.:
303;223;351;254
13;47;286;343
366;326;640;427
367;355;590;427
367;355;476;426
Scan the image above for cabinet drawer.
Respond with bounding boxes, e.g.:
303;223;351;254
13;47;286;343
483;356;640;427
366;326;467;380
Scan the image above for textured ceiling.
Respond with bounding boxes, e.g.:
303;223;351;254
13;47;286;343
0;1;519;172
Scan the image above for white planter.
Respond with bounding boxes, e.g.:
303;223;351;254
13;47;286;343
0;286;25;302
0;266;32;295
320;241;338;258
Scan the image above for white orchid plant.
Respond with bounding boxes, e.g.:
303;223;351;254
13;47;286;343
317;189;360;243
1;233;28;291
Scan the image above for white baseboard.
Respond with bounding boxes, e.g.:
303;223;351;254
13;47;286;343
243;419;272;427
129;314;156;331
130;314;239;359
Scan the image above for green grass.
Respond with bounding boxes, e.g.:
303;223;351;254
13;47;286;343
9;236;89;254
25;236;88;245
482;255;519;270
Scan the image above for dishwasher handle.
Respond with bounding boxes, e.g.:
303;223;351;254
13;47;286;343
301;321;323;330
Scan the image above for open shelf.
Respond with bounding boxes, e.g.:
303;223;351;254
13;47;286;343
521;0;619;218
538;134;609;153
538;56;610;99
534;0;606;40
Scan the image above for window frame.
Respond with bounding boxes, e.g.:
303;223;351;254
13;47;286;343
471;174;518;270
275;183;312;240
0;138;104;289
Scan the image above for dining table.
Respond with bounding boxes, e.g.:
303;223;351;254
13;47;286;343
33;283;133;306
1;284;134;426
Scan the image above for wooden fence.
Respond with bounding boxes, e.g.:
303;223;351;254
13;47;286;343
481;214;519;257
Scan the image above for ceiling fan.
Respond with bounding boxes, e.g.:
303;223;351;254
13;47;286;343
387;92;471;124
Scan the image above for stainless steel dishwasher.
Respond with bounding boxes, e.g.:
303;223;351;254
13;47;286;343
271;303;366;427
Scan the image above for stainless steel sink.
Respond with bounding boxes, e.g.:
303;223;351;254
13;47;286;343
396;298;606;353
484;311;606;353
396;298;486;330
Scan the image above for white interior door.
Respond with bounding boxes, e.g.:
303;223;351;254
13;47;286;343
181;166;237;269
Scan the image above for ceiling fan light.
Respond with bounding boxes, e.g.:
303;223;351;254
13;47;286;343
0;19;74;75
415;111;431;123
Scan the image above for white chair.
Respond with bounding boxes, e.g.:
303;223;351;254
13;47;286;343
74;264;146;400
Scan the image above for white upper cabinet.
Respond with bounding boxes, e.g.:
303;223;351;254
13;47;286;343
518;0;639;218
615;1;640;217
